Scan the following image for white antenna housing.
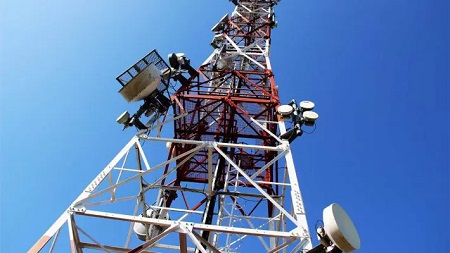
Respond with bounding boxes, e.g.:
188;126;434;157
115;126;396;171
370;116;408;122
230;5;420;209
277;105;294;116
116;111;130;124
133;209;170;241
118;63;162;103
211;14;229;32
303;111;319;121
299;100;315;110
323;203;360;252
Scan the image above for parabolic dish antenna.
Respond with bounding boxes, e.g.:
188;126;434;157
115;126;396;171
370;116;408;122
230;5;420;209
300;100;315;110
303;111;319;121
277;104;294;116
323;203;360;252
118;63;162;103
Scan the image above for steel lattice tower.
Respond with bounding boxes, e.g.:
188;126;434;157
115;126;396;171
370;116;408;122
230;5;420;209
29;1;317;252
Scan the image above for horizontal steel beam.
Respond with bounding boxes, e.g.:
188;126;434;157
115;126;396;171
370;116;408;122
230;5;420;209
138;135;284;152
76;210;301;238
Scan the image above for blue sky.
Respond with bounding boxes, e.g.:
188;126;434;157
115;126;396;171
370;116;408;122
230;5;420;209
1;0;448;252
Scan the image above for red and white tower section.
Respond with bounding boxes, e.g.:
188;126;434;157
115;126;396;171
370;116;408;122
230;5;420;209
30;1;360;253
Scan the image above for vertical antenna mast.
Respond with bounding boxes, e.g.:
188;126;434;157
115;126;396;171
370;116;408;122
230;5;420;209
30;1;361;253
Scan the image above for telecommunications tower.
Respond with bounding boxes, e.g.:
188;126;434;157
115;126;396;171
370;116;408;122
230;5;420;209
30;1;360;253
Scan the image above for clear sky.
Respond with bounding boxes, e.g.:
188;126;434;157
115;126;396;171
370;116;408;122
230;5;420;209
1;0;448;252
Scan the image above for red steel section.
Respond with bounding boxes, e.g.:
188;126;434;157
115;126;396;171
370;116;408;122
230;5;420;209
160;3;283;224
172;2;280;192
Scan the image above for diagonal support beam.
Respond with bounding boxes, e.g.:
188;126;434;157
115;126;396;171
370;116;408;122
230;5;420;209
213;143;301;228
76;225;113;252
267;237;297;253
28;213;69;253
249;149;287;180
73;143;207;206
191;230;221;253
